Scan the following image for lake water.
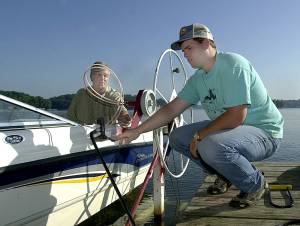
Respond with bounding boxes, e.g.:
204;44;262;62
77;108;300;226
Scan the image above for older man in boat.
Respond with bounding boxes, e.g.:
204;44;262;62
116;23;284;208
68;61;131;127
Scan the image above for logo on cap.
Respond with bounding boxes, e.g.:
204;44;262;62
194;26;209;36
180;27;188;37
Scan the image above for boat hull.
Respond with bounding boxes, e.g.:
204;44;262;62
0;94;154;225
1;143;153;226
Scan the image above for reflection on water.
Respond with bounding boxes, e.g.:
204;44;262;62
267;108;300;161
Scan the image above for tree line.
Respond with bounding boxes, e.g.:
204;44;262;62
1;90;299;110
0;90;138;110
273;99;300;108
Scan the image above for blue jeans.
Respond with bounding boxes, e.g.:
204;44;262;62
169;120;281;193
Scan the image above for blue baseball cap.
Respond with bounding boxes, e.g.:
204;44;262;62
171;23;214;50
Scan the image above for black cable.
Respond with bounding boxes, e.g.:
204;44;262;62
268;188;294;208
90;130;136;226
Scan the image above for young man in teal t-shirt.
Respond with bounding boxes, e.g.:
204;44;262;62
116;23;283;208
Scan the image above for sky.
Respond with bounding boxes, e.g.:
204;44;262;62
0;0;300;100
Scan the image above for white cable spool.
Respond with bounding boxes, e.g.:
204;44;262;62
83;64;124;126
140;90;156;117
153;49;192;178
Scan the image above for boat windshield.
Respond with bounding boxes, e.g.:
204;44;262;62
0;98;74;130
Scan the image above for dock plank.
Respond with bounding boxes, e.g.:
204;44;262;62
177;162;300;226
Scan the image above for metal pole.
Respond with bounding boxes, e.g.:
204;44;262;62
125;152;160;226
153;128;165;219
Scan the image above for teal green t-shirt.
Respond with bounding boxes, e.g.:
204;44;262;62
178;52;284;138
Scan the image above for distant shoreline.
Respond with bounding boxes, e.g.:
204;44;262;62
1;90;300;110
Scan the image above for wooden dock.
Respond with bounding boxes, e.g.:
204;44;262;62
177;162;300;226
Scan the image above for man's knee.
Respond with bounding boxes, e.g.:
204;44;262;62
198;136;228;165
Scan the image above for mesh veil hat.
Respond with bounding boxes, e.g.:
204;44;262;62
91;61;107;70
90;61;109;73
171;23;214;50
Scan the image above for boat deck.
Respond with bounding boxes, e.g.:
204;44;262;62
177;162;300;226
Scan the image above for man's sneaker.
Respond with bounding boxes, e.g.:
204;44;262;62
229;180;268;208
207;175;232;195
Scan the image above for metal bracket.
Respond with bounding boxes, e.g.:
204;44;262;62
268;184;294;208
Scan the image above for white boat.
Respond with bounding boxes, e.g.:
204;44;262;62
0;94;153;226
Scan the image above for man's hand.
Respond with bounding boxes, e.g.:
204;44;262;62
189;133;200;158
114;128;139;145
118;111;132;128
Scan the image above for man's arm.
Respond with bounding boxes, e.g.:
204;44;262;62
116;97;191;143
135;97;191;134
67;93;79;122
197;105;248;140
189;105;247;157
